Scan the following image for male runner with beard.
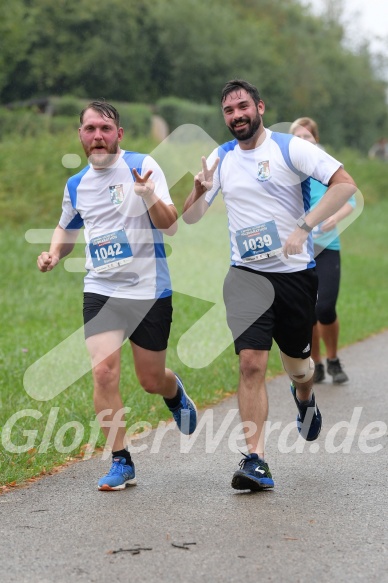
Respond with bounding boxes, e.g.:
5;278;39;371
183;80;356;491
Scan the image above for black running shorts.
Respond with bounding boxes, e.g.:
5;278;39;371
83;293;173;351
223;266;318;358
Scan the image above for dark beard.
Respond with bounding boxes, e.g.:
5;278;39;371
83;138;120;168
228;114;262;141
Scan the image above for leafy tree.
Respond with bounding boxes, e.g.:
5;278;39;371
1;0;166;102
0;0;386;151
0;0;32;99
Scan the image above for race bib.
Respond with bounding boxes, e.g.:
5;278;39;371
89;229;133;272
236;220;282;262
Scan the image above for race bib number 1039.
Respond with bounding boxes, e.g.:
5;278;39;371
236;220;282;262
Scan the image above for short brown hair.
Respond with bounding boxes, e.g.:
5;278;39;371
79;101;120;128
221;79;262;106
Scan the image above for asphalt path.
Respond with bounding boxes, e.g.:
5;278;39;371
1;332;387;582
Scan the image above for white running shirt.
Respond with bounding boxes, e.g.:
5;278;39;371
205;129;342;273
59;149;174;299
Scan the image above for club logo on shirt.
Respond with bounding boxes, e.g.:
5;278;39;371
109;184;125;205
257;161;271;182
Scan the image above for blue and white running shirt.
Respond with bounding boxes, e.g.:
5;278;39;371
59;150;174;299
205;129;342;273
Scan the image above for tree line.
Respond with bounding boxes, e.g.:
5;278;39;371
1;0;387;152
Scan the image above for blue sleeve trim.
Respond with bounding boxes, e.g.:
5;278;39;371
270;132;306;180
65;166;89;229
122;151;147;179
67;165;89;208
205;140;237;205
217;139;238;178
65;213;84;229
271;131;312;213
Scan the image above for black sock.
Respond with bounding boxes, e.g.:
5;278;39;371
113;448;132;465
163;382;182;409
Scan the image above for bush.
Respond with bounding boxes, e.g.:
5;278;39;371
50;97;153;138
156;96;229;143
50;95;88;117
0;107;51;139
114;102;153;138
336;148;388;204
0;98;153;141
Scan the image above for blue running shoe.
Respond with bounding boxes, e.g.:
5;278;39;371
291;383;322;441
232;453;274;491
98;457;136;491
166;374;197;435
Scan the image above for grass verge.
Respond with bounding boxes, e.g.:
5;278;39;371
0;132;387;487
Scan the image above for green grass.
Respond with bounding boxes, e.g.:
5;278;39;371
0;130;387;487
0;222;241;485
337;202;388;344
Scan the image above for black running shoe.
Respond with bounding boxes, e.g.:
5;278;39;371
313;363;325;383
327;358;349;384
231;453;274;491
291;383;322;441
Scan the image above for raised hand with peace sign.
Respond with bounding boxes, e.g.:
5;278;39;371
194;156;220;192
132;168;155;200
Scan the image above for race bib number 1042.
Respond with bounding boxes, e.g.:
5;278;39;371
89;229;133;272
